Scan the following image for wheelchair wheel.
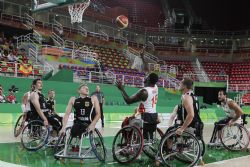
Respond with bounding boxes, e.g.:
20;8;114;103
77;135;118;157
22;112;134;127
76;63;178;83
143;127;164;159
21;120;49;151
54;127;71;160
220;123;250;151
199;139;206;157
14;114;25;137
90;129;106;162
112;126;143;164
159;131;200;167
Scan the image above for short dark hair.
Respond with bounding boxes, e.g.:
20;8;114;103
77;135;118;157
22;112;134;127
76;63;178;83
32;79;42;86
183;78;193;89
48;89;55;93
148;73;159;85
219;90;227;96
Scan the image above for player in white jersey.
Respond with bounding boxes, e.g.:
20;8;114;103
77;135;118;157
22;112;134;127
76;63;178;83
116;72;159;140
209;90;244;144
20;85;35;126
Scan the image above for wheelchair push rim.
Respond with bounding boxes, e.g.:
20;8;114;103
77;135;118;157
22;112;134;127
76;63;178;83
21;120;49;151
159;131;201;167
220;123;250;151
89;128;106;162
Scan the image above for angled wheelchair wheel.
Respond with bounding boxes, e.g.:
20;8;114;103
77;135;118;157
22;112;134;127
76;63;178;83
21;120;49;151
159;131;200;167
143;127;164;159
112;126;144;164
54;127;71;160
14;114;25;137
199;139;206;157
90;129;106;162
220;123;250;151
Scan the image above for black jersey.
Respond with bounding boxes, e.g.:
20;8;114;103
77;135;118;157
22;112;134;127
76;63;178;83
46;98;55;112
177;91;202;127
73;96;96;124
30;91;49;114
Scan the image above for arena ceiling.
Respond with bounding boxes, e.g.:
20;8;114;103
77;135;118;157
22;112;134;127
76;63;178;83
189;0;250;31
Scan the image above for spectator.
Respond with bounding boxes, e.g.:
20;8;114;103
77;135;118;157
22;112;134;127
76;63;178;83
0;85;6;103
6;85;18;104
91;85;105;127
7;52;17;62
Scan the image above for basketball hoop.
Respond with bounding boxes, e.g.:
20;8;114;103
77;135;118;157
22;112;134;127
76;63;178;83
68;0;90;24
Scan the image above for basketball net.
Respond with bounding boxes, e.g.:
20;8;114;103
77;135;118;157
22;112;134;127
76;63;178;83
68;0;90;24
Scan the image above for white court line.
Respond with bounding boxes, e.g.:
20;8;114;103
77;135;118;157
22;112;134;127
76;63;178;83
203;155;250;166
0;160;26;167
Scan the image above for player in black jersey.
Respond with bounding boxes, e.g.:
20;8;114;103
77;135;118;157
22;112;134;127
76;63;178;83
46;90;56;114
30;79;49;127
59;83;101;137
30;79;62;131
175;78;203;135
46;89;62;131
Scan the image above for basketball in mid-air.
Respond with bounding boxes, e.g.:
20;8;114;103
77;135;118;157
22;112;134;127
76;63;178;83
115;15;129;29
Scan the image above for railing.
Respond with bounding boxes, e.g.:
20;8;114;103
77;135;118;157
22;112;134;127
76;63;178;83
72;70;177;89
184;73;228;83
229;84;250;92
192;58;210;82
23;13;35;29
51;32;64;47
99;30;109;41
78;25;87;37
0;62;45;78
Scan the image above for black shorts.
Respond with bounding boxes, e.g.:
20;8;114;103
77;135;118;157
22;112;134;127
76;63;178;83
45;113;62;132
70;121;90;138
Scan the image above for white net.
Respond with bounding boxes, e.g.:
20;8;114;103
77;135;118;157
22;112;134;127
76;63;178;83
68;0;90;24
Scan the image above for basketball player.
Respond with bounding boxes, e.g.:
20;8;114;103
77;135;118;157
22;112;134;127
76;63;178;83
29;79;62;131
209;90;243;145
163;78;203;160
46;90;62;132
116;72;159;140
20;85;34;126
175;78;203;136
59;83;101;137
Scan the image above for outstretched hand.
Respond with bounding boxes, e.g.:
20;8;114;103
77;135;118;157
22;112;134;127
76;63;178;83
115;81;124;91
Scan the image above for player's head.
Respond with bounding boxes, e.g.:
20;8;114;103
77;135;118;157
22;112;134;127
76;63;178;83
218;90;227;102
144;73;158;87
48;90;55;99
179;78;193;92
96;85;100;92
78;83;89;96
32;79;42;91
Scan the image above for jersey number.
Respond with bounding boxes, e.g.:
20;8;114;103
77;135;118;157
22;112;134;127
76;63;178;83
80;109;85;115
151;95;158;107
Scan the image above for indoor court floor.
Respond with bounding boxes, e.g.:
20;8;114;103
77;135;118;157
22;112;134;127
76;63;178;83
0;120;250;167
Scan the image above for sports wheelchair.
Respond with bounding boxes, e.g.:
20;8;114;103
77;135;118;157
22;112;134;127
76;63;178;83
208;114;250;151
158;123;205;167
112;117;164;164
54;122;106;163
20;112;62;151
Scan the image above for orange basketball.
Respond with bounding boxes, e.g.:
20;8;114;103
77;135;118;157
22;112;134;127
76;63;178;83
115;15;129;29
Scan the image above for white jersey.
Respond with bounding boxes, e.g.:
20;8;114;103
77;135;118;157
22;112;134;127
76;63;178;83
25;91;31;112
138;85;158;114
221;98;237;118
